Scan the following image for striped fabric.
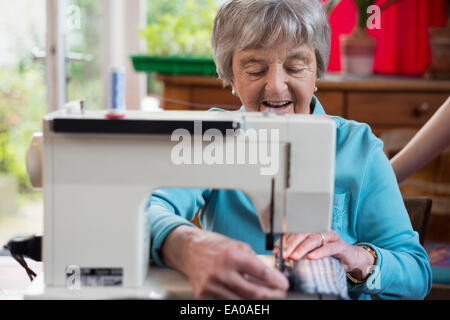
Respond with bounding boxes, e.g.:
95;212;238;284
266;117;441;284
279;256;350;299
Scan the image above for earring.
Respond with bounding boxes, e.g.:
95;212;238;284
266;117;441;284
232;88;236;96
314;86;318;93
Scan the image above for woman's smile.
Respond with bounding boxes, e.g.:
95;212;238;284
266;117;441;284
261;100;293;112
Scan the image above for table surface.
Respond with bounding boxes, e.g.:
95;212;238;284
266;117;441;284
0;255;336;300
0;256;43;300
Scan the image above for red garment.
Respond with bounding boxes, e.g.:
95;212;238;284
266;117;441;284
326;0;448;75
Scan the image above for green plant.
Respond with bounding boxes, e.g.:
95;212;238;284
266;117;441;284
0;62;46;192
0;111;10;172
325;0;341;15
139;0;218;57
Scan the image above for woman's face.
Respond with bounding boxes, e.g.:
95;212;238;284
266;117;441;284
230;43;317;114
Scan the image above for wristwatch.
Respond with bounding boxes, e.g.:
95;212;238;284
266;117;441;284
346;245;378;284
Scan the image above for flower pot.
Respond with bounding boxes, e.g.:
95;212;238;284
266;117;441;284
340;28;376;76
0;173;17;216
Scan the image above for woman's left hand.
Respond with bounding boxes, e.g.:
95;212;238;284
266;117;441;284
272;231;376;281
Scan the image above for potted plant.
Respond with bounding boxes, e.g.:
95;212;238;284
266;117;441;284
131;0;218;76
326;0;403;75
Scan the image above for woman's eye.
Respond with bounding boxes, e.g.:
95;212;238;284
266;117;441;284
288;68;308;76
247;70;265;77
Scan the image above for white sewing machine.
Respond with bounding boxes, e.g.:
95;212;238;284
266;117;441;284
24;107;335;299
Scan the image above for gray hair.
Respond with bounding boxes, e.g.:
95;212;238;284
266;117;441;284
211;0;331;87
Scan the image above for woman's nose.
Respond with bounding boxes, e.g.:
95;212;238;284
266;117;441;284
264;66;288;95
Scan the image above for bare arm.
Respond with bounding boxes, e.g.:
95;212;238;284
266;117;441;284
391;96;450;183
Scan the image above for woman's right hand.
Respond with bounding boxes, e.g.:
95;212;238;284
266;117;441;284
162;225;289;299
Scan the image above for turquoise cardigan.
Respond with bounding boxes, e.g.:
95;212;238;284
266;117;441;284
146;96;432;300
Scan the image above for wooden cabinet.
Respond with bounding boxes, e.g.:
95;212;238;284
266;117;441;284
315;74;450;134
314;76;450;242
346;92;443;127
156;74;241;110
156;73;450;242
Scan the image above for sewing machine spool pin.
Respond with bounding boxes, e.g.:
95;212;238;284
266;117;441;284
80;100;85;115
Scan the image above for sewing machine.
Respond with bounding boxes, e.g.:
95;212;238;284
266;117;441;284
24;106;336;299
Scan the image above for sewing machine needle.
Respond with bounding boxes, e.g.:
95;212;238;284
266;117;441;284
279;234;285;272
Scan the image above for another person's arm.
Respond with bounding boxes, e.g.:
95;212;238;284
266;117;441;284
391;96;450;183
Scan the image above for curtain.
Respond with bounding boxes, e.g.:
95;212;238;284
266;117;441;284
327;0;448;75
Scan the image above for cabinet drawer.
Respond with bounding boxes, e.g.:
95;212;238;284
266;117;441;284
315;91;344;116
347;92;448;126
192;87;241;110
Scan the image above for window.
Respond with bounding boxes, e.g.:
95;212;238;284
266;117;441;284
0;0;46;247
66;0;103;109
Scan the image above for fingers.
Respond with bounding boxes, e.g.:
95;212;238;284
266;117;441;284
197;254;288;299
275;231;340;260
286;233;323;260
283;233;309;258
306;232;348;262
306;241;341;260
235;252;289;291
272;233;309;259
195;242;288;299
195;230;347;300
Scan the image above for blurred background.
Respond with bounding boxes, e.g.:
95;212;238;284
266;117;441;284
0;0;449;297
0;0;224;246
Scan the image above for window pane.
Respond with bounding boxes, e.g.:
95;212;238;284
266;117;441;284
143;0;225;98
66;0;103;110
0;0;46;247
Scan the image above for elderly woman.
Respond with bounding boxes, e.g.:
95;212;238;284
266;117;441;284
147;0;431;300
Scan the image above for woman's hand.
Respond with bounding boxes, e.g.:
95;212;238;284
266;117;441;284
272;231;376;281
162;226;289;299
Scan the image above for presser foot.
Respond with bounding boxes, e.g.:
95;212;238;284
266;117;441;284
275;256;294;279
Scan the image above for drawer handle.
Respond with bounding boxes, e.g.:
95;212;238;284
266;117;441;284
414;102;430;117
